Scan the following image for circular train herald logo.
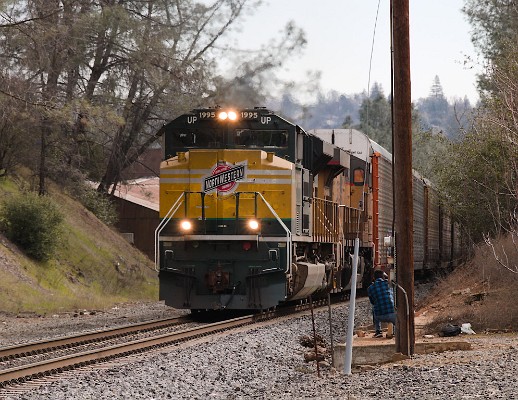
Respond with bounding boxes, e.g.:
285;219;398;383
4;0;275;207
203;163;246;193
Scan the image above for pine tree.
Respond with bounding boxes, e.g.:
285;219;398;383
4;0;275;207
429;76;445;98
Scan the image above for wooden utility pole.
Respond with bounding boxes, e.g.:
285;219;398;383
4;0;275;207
392;0;415;355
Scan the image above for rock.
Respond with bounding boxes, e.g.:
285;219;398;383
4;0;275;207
304;350;325;362
391;352;410;362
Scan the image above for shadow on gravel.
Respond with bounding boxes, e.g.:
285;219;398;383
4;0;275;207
189;309;255;323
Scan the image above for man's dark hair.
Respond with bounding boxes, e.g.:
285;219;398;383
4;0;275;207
374;269;385;279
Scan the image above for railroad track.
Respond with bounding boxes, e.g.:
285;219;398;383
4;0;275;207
0;297;332;395
0;315;196;386
0;315;193;361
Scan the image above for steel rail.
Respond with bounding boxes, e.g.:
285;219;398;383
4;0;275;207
0;315;192;361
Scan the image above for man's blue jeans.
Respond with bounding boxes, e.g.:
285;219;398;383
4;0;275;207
374;312;397;334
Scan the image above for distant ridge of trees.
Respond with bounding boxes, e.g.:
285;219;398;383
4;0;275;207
276;76;475;143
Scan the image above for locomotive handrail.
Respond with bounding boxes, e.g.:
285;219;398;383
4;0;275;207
255;192;292;273
312;197;339;243
154;193;185;272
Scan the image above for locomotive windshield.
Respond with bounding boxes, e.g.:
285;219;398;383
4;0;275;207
171;129;288;149
171;128;222;149
234;129;288;148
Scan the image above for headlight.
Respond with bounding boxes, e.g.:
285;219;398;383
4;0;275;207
180;220;192;231
248;219;260;231
218;110;238;121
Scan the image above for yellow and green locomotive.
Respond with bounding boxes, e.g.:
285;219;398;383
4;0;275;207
155;107;370;310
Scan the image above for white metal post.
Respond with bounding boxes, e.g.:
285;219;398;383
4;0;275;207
344;237;359;375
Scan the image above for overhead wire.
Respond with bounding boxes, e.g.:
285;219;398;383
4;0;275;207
355;0;383;242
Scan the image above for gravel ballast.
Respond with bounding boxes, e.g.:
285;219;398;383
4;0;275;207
1;297;517;399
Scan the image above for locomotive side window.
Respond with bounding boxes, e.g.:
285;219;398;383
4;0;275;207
353;168;365;186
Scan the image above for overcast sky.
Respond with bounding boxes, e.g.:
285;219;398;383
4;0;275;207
228;0;481;103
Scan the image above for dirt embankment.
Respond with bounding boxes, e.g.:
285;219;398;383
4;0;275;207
417;237;518;334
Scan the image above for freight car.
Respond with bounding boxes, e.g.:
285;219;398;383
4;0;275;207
309;129;467;276
155;107;463;311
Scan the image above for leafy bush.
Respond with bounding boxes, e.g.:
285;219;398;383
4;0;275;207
1;192;64;261
73;184;118;226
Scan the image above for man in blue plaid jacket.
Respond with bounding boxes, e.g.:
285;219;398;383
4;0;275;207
368;269;396;338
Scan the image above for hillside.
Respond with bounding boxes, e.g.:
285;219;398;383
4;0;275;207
418;235;518;333
0;173;158;315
